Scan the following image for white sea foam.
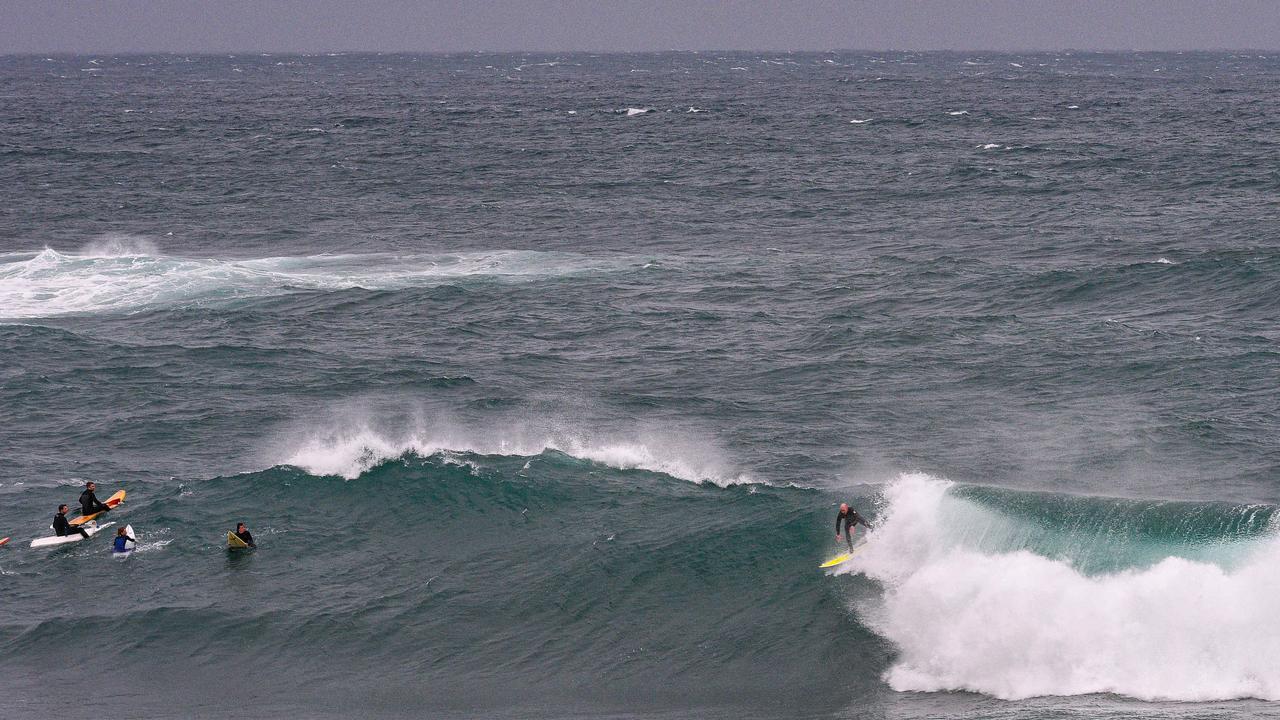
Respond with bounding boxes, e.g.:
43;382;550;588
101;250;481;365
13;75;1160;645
274;411;755;486
1154;257;1175;265
0;238;639;318
841;474;1280;701
849;118;872;124
134;537;174;555
980;143;1002;149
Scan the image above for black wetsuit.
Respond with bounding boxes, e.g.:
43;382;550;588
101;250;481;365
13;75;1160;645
79;489;109;516
235;530;255;547
836;509;871;550
53;512;89;539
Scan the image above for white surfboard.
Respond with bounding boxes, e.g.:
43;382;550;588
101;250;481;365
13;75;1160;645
112;524;137;558
30;521;115;549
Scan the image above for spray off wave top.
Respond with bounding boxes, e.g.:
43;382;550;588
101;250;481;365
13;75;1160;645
0;239;643;319
273;415;758;487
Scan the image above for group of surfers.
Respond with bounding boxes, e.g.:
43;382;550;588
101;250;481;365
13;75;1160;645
50;480;256;550
49;479;868;555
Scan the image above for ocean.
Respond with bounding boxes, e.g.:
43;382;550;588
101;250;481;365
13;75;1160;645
1;51;1279;719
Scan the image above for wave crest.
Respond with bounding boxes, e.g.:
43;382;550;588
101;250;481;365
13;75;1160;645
275;417;756;487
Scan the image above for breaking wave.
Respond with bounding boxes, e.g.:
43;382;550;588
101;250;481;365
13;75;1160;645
840;474;1280;701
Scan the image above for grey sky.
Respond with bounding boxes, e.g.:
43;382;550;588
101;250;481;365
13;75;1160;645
2;0;1279;54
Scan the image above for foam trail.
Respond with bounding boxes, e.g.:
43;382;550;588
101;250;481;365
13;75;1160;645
0;241;640;318
845;474;1280;701
276;417;756;487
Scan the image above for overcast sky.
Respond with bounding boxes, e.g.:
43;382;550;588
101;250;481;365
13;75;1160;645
2;0;1279;54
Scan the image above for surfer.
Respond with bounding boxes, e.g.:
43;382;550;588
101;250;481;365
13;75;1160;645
233;522;255;548
835;503;872;550
79;481;111;516
113;526;135;553
53;504;89;539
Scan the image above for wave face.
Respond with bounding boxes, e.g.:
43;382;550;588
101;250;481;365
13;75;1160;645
0;240;637;318
843;475;1280;702
5;460;1276;716
0;450;870;719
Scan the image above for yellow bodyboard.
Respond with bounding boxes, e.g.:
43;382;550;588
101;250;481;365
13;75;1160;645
227;532;250;549
70;490;126;526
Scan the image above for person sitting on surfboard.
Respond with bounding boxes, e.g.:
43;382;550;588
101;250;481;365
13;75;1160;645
53;504;89;539
234;522;255;547
835;503;872;550
79;481;111;517
113;526;135;553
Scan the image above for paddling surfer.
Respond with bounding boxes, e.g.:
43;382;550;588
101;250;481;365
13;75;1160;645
233;522;255;548
835;503;871;551
79;481;111;517
113;526;135;553
53;504;89;539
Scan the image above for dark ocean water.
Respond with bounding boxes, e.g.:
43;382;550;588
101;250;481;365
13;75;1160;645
2;51;1280;719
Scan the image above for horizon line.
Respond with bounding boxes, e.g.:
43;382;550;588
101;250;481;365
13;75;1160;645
4;47;1279;57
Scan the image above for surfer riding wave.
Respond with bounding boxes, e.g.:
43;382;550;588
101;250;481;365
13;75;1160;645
835;502;871;550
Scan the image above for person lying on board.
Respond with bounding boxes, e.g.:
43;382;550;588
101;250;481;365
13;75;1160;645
113;526;135;553
79;481;111;516
835;502;872;551
234;522;255;547
53;504;89;539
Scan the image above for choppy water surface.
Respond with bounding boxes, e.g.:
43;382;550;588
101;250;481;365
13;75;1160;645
2;52;1279;719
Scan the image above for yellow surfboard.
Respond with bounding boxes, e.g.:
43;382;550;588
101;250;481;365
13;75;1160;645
227;531;250;549
70;490;126;527
820;542;868;569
